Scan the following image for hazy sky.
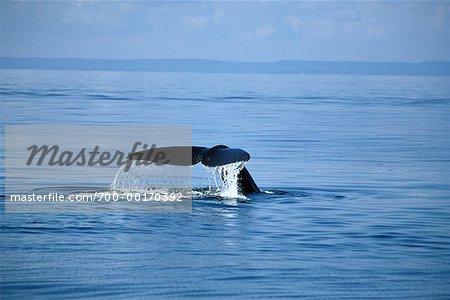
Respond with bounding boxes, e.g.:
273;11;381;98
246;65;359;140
1;1;449;62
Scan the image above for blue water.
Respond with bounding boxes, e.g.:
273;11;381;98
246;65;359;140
1;70;450;299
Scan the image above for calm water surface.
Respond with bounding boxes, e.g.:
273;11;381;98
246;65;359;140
1;70;450;299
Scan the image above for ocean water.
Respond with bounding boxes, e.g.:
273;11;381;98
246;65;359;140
1;69;450;299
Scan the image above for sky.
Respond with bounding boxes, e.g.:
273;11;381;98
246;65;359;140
1;1;449;62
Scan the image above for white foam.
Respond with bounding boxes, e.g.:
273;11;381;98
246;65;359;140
204;162;246;199
110;161;247;199
110;164;191;193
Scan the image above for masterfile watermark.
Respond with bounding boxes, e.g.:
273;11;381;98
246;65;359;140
9;192;184;203
26;142;170;172
5;125;192;213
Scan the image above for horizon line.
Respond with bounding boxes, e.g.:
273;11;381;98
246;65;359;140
2;57;449;76
1;57;450;65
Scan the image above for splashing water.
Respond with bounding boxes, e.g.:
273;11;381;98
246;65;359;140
110;164;192;193
204;162;246;199
110;162;246;199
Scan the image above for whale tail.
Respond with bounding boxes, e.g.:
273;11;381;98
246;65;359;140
128;145;260;194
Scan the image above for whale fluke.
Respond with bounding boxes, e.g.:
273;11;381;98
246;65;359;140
238;166;260;194
128;145;259;194
200;145;250;167
128;146;206;166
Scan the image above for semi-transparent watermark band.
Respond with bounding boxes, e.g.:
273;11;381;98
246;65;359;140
5;125;192;213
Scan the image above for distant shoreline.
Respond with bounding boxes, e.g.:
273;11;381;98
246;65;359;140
1;57;449;76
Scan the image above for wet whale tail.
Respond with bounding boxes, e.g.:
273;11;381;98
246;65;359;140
128;145;260;194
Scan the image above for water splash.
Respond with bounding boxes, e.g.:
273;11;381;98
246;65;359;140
110;162;246;199
204;162;246;199
110;164;191;193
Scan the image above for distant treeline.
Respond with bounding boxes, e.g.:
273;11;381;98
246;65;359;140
1;57;449;76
